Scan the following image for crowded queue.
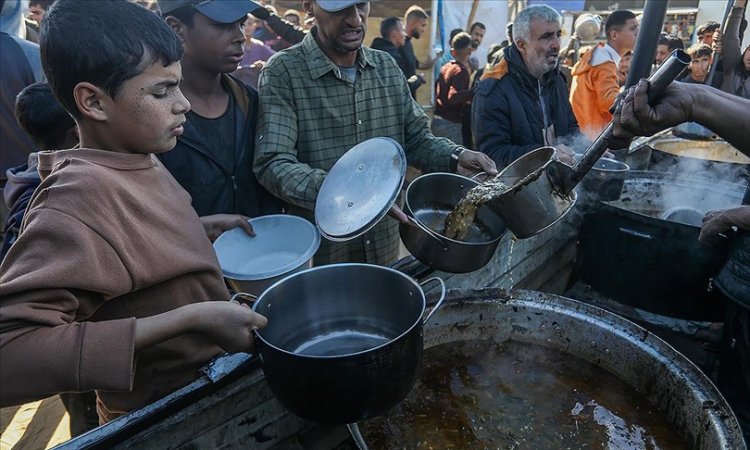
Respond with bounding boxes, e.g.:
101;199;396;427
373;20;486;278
1;0;749;444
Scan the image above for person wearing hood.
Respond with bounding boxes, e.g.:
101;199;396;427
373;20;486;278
570;10;637;140
713;0;750;100
2;82;77;262
472;5;578;169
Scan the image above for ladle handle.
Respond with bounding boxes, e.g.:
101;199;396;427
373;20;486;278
420;277;446;325
567;49;691;191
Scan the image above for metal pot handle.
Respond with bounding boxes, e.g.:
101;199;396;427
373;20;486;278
408;215;451;251
230;292;258;305
419;277;446;325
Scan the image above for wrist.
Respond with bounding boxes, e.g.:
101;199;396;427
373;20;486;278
449;147;465;173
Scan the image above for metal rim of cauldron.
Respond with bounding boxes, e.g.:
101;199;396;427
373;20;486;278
251;263;446;424
400;172;507;273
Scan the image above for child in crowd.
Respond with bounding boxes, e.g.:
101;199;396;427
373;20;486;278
0;0;267;423
157;0;281;219
2;82;77;261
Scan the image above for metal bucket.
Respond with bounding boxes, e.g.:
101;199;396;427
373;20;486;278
486;147;577;239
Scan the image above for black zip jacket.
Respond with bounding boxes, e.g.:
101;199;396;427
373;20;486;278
472;45;579;168
158;75;281;217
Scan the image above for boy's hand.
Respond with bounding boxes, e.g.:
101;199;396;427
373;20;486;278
194;301;268;354
712;30;723;55
200;214;254;242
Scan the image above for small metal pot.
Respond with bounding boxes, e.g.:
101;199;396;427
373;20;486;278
485;147;577;239
580;157;630;201
252;264;446;424
399;173;507;273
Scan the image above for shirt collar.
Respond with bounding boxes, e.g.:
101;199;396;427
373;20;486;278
302;28;375;80
602;43;622;67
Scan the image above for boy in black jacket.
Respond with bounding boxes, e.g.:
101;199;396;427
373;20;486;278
158;0;281;218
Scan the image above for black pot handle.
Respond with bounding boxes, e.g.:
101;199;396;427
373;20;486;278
230;292;258;305
419;277;446;325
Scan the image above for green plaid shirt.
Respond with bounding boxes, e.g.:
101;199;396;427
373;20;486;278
254;30;458;266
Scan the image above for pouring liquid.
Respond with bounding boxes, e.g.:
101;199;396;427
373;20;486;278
444;178;510;241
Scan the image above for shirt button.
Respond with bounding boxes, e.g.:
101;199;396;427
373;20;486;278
357;120;363;125
365;239;371;245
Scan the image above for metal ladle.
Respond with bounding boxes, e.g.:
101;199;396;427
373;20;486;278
549;49;691;195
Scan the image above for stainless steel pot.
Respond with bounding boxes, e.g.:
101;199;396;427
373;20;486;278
580;157;630;201
486;147;577;239
399;173;507;273
252;263;446;424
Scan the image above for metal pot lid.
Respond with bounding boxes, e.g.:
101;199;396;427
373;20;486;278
315;137;406;242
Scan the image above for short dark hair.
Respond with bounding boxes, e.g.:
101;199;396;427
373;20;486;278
405;5;428;22
41;0;184;119
696;21;720;36
448;27;463;42
667;36;684;52
469;22;485;33
380;17;401;38
29;0;54;9
605;10;636;38
451;32;472;51
15;82;76;150
687;43;712;59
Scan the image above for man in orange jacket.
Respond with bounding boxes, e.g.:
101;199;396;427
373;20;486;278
570;10;638;140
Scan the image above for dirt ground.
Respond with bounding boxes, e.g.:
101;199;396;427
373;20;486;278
1;397;71;450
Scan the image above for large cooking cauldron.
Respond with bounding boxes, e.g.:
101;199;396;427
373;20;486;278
252;264;445;424
353;289;746;449
577;171;744;320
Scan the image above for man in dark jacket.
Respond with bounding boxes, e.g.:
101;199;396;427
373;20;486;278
473;5;579;168
158;0;281;218
370;17;408;71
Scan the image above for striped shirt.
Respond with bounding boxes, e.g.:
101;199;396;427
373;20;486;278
254;29;459;266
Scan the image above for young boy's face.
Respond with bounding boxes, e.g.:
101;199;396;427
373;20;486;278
103;61;190;154
689;54;711;82
182;13;246;74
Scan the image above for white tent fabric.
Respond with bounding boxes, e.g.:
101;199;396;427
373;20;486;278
436;0;509;68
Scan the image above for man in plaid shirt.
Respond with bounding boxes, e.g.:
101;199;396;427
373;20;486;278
254;0;497;266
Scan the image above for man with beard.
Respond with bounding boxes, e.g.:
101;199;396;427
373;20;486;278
472;5;579;169
254;0;497;266
399;5;442;99
570;9;638;139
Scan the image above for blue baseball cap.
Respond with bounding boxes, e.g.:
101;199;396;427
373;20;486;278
157;0;261;24
316;0;379;13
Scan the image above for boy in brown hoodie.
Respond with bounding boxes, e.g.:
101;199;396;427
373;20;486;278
0;0;267;422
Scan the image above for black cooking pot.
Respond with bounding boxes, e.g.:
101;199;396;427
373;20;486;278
251;263;445;424
400;173;507;273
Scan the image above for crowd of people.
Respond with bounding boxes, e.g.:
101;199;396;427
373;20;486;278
0;0;749;444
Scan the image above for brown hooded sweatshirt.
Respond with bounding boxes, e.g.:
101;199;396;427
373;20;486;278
0;148;226;421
